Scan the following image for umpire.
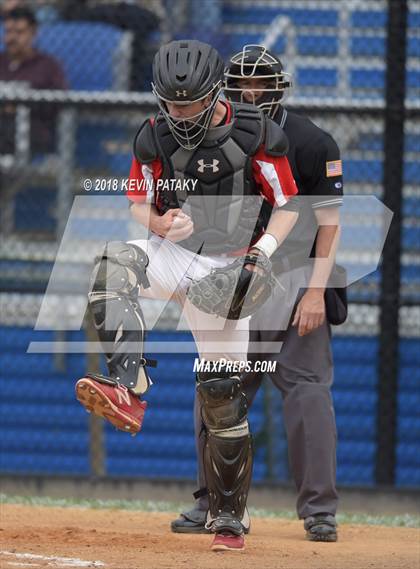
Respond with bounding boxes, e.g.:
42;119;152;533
172;44;346;542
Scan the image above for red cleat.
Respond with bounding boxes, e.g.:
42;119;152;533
75;376;147;434
211;533;245;552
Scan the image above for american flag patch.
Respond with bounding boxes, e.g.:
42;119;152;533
326;160;343;177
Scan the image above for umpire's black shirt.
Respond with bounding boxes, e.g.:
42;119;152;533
272;106;344;261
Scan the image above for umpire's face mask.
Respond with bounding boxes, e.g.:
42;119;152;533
152;83;222;151
225;73;286;119
224;44;292;119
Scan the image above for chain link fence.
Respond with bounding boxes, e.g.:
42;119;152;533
0;0;419;488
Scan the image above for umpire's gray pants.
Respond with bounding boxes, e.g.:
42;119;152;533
194;267;339;519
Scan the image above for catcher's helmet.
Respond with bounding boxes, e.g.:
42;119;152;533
152;40;224;150
224;44;292;118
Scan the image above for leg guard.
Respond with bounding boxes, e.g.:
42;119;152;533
88;241;154;395
197;368;253;535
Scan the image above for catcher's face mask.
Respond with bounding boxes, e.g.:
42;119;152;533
224;44;292;119
152;82;222;151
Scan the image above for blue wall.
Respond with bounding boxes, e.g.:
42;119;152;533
1;328;418;487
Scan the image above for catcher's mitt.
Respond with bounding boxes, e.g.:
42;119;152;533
187;251;276;320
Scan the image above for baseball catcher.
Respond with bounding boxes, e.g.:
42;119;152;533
76;40;299;552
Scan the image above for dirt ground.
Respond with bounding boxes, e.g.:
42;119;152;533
0;504;419;569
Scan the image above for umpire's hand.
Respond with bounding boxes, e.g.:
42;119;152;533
292;289;326;336
152;208;194;242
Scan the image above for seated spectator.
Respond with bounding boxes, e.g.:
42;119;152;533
1;0;22;17
0;6;67;155
1;1;60;24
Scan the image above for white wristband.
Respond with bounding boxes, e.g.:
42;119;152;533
252;233;279;258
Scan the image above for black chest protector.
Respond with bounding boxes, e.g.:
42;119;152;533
133;103;288;254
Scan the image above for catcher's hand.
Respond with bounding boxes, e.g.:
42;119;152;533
187;250;275;320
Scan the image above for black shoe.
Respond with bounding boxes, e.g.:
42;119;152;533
171;509;211;534
171;508;251;535
304;514;337;542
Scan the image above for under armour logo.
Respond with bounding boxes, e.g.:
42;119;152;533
197;159;220;173
176;89;188;97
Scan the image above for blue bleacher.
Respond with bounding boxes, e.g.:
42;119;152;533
333;337;378;363
333;364;378;389
107;153;133;176
0;454;90;475
400;339;420;367
396;353;420;488
75;123;130;171
396;444;420;468
348;9;418;30
1;430;89;454
220;2;419;101
1;377;85;404
296;67;337;87
338;442;376;465
1;328;419;486
354;133;383;152
106;455;267;481
397;359;420;487
398;417;420;443
351;69;420;90
229;33;266;53
351;36;385;57
223;6;338;27
1;353;86;377
403;226;420;250
404;161;420;186
351;36;420;58
402;263;420;281
344;159;383;183
331;337;378;485
340;224;387;250
404;198;420;218
36;23;127;91
408;36;420;57
396;466;420;487
351;11;387;29
405;135;420;154
408;10;420;28
399;365;420;388
106;432;196;460
336;415;376;441
350;68;384;90
0;327;57;348
0;404;89;429
398;393;420;416
14;187;56;233
333;391;377;415
337;464;375;485
297;35;339;56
